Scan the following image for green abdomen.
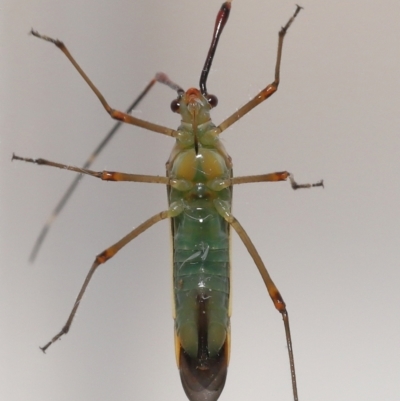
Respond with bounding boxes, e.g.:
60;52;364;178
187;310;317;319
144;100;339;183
173;200;230;357
173;199;231;400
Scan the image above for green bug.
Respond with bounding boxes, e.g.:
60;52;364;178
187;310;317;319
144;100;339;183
13;2;322;400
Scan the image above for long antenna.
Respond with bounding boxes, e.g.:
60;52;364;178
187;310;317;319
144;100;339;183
199;1;231;95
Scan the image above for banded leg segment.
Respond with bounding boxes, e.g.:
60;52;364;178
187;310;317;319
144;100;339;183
13;153;324;191
12;154;170;185
207;171;323;191
40;210;171;353
214;199;300;401
234;172;323;190
217;5;302;134
20;70;180;262
31;30;180;138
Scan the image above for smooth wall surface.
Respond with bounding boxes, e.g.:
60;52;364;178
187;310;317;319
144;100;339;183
2;1;400;400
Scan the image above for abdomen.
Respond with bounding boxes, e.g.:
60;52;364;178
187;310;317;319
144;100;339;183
173;201;230;401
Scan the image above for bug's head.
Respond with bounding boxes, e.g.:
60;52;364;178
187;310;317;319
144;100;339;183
170;88;218;125
170;1;229;127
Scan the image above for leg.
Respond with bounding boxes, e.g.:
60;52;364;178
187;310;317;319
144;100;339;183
206;171;323;191
12;155;199;192
18;71;178;262
13;153;323;190
217;5;302;134
12;154;170;184
40;209;171;352
31;30;180;138
214;199;300;401
233;172;323;189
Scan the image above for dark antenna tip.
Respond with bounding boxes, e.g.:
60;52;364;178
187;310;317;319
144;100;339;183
199;2;232;95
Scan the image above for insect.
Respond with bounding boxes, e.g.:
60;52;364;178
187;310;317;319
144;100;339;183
13;1;323;400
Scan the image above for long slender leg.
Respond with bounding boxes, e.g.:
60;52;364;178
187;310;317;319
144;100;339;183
13;155;324;191
30;30;180;138
12;154;170;184
214;199;300;401
40;209;172;353
21;72;180;262
207;171;323;191
232;172;323;189
217;5;302;134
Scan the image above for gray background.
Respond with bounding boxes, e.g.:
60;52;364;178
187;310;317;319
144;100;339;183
1;0;399;400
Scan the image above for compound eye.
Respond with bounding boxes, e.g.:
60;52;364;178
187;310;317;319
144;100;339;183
170;98;180;113
207;94;218;108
